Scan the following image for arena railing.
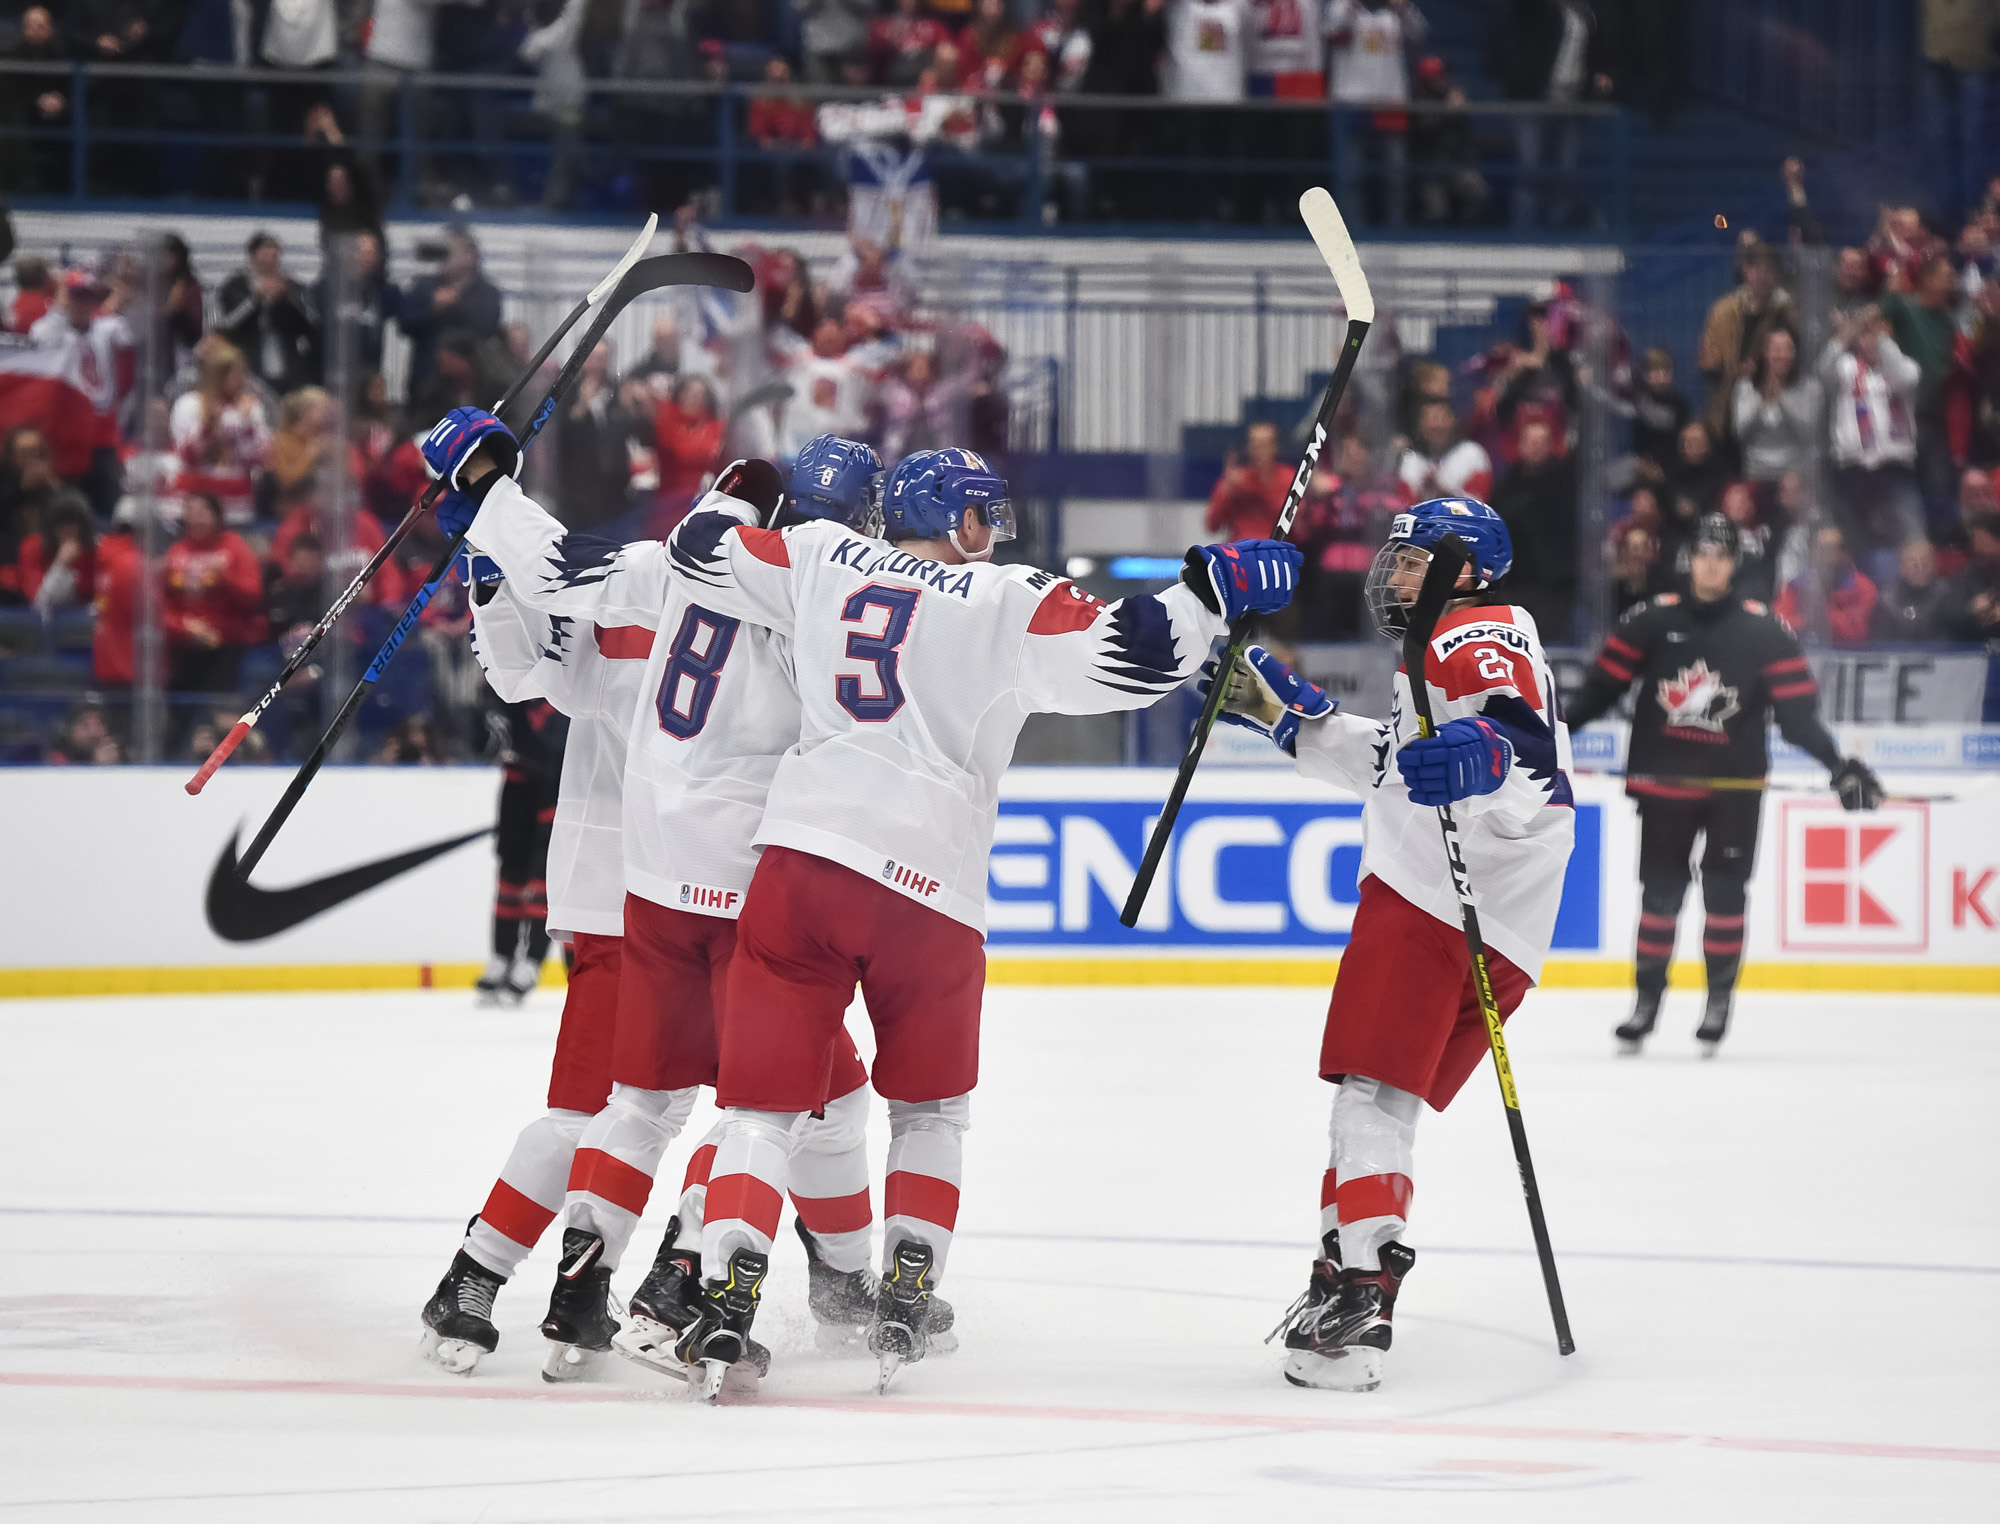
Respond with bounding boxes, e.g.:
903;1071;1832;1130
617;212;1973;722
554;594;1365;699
0;61;1630;237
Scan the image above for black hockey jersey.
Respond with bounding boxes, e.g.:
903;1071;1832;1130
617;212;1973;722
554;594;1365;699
1566;591;1842;793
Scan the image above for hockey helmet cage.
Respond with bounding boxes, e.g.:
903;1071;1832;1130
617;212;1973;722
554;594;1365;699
882;447;1015;561
1362;495;1513;641
789;435;885;535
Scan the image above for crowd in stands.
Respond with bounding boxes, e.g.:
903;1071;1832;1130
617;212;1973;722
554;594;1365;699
0;206;1011;764
0;0;1669;223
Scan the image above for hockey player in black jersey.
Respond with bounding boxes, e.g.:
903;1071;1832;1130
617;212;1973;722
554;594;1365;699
477;695;569;1005
1566;514;1885;1055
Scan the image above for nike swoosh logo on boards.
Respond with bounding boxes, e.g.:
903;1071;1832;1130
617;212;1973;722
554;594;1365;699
205;826;493;943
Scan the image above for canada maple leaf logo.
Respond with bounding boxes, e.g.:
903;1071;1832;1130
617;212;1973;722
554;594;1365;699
1657;659;1740;734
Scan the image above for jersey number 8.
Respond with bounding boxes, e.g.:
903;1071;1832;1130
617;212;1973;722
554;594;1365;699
656;604;741;740
837;584;919;722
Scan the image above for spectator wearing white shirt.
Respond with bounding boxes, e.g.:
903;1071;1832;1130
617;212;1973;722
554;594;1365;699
1325;0;1425;227
360;0;443;189
1397;399;1493;502
520;0;589;209
1166;0;1249;100
1820;306;1923;581
1246;0;1322;98
777;320;874;463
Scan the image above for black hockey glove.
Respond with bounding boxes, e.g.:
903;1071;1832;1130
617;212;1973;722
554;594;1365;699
1830;757;1884;812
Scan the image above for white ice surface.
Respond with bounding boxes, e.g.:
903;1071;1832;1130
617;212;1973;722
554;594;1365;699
0;985;1996;1521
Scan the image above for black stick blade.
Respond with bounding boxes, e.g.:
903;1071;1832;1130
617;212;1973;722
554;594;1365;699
621;251;755;297
1400;532;1471;703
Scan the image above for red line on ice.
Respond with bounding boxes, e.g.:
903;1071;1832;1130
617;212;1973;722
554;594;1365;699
0;1371;1993;1467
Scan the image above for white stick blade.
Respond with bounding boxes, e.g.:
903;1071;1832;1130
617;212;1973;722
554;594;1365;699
586;212;659;305
1298;188;1374;325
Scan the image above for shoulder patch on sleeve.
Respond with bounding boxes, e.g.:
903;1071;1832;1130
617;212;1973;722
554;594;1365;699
736;525;791;568
1027;579;1109;636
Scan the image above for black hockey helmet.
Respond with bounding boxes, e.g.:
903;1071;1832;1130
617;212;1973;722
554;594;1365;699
1691;512;1740;561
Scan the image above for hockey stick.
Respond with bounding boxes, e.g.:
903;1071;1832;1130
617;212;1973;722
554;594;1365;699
229;250;755;880
1571;769;1974;804
185;214;662;797
1120;187;1373;927
1404;533;1574;1358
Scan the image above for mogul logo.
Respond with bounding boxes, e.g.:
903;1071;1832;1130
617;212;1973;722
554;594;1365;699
883;860;941;899
1778;801;1928;953
680;883;740;912
1657;659;1740;737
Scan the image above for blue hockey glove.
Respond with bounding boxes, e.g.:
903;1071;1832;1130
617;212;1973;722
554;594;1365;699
1397;716;1513;806
1183;538;1303;621
1202;644;1334;755
422;408;520;538
456;546;504;586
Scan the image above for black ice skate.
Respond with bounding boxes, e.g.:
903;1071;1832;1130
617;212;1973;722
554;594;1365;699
614;1218;707;1375
473;956;510;1008
499;954;541;1007
796;1217;878;1350
1696;989;1733;1058
868;1238;950;1392
419;1249;504;1374
674;1248;771;1401
539;1229;618;1383
1616;988;1662;1054
1272;1241;1414;1393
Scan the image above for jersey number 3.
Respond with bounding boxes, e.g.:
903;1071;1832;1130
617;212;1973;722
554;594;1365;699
656;604;740;740
837;584;918;722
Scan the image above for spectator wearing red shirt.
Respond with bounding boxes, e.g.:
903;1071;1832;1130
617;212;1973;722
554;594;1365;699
165;491;267;694
9;256;52;334
958;0;1027;87
1776;524;1879;646
653;376;724;501
17;491;97;616
871;0;950;85
91;507;143;688
749;56;818;147
1205;420;1295;541
270;481;411;608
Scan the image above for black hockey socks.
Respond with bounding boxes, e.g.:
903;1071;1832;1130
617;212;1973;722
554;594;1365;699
1634;882;1685;997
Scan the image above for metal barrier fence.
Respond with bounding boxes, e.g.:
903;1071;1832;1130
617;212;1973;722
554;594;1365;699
0;62;1631;236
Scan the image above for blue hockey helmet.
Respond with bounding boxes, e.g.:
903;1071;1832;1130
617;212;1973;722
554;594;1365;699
1363;495;1514;641
881;447;1016;561
789;434;885;535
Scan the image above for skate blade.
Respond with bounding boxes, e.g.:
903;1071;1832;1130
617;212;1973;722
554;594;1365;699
1699;1039;1721;1059
1282;1346;1383;1393
541;1341;608;1384
699;1358;733;1402
417;1327;484;1375
1616;1036;1645;1056
875;1350;904;1394
612;1319;694;1382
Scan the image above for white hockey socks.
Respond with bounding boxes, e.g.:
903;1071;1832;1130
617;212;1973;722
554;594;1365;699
672;1120;725;1250
464;1108;591;1279
1325;1076;1420;1273
790;1083;875;1275
883;1094;969;1280
699;1110;801;1274
562;1084;700;1271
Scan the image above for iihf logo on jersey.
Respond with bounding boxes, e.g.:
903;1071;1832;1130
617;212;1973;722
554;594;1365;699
1658;659;1741;737
882;859;942;898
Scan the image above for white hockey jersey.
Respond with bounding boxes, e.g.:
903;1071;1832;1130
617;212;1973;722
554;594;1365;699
469;477;803;920
1291;602;1575;980
470;580;652;938
474;491;1228;934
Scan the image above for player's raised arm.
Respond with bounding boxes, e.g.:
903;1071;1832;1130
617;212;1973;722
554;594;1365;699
1210;644;1394;795
426;407;678;630
1011;539;1303;715
1565;600;1655;731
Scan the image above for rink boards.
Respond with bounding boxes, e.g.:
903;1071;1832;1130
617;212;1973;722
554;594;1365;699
5;763;1999;995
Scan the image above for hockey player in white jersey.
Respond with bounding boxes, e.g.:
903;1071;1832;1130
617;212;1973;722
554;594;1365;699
420;412;895;1386
1212;497;1575;1393
418;414;651;1373
447;437;1303;1396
